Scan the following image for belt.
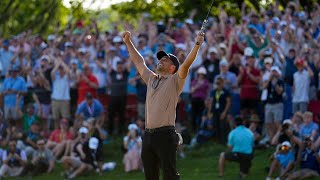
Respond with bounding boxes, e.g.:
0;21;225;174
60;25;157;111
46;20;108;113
145;126;175;133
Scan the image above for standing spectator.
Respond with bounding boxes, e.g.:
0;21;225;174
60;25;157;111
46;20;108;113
292;59;314;113
299;111;319;140
0;40;13;78
267;141;295;180
26;138;55;175
108;61;129;135
263;66;284;143
202;47;220;84
123;123;142;172
69;59;80;116
0;139;27;178
1;66;27;122
191;67;209;131
17;122;42;157
128;74;147;120
218;116;254;178
209;77;231;144
51;58;71;128
238;47;261;118
76;63;98;104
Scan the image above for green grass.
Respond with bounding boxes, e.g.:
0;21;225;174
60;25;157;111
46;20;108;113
6;139;291;180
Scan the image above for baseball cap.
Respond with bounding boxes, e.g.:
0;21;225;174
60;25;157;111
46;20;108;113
197;67;207;75
264;57;273;64
40;55;50;61
244;47;254;57
89;137;99;150
185;19;194;25
175;43;186;51
48;34;55;41
219;43;227;49
156;51;180;73
282;119;292;125
86;92;93;99
128;123;139;131
3;40;9;46
208;47;218;54
9;66;20;72
272;17;280;24
64;42;73;47
271;66;282;76
79;127;89;134
281;141;291;148
112;36;122;43
295;59;304;66
219;59;228;67
78;48;87;53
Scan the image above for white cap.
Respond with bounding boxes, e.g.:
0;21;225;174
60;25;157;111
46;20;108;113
289;24;295;30
78;48;87;53
197;67;207;75
79;127;89;134
64;42;73;47
264;57;273;64
271;66;282;76
48;34;55;41
112;36;122;43
282;119;292;125
70;59;78;65
219;43;227;49
185;19;194;24
281;141;291;148
280;21;287;27
40;55;50;61
176;43;186;51
89;137;99;150
128;123;139;131
219;59;228;67
244;47;254;56
208;47;218;54
40;42;48;49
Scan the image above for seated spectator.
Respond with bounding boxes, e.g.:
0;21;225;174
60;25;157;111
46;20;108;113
191;107;214;146
123;123;142;172
0;139;27;178
267;141;295;180
0;115;9;146
46;118;74;159
291;111;303;134
218;116;254;178
75;93;104;128
26;138;55;175
16;121;42;157
16;100;40;133
63;137;101;179
287;137;320;179
271;119;300;146
299;111;319;140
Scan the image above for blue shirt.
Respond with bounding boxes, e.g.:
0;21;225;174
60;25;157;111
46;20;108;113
0;49;13;76
76;99;104;119
299;122;319;139
228;125;254;154
1;76;27;107
276;151;295;169
300;148;320;172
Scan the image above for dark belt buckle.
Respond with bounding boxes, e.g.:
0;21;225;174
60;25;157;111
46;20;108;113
147;128;155;133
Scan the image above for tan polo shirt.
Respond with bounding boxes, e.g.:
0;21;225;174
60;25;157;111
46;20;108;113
141;71;186;129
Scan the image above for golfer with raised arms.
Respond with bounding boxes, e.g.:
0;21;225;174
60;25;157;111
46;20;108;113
122;30;204;180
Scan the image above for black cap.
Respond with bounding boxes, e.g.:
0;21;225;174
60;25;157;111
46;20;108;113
156;51;180;73
86;92;93;99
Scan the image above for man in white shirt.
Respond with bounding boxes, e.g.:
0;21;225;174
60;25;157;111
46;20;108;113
292;59;314;113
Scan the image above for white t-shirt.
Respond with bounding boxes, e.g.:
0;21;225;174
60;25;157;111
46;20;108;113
293;70;310;103
90;62;107;88
51;73;70;100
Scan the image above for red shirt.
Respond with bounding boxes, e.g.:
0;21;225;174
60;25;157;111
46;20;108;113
240;68;260;100
77;74;98;104
49;129;74;143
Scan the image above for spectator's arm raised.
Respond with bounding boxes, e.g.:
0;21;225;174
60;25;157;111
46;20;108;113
178;32;205;79
122;31;154;83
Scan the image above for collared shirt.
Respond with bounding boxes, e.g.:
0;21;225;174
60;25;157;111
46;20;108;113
0;49;13;76
228;125;254;154
76;99;104;119
142;72;185;129
1;76;27;107
51;73;70;100
293;70;310;103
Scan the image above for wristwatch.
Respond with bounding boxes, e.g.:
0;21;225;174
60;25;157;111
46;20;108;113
196;42;200;45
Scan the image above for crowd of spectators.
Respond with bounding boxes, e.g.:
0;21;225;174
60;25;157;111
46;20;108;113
0;0;320;179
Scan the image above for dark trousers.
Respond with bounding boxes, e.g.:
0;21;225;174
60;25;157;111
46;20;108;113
191;97;205;132
108;95;126;134
142;128;180;180
213;112;229;144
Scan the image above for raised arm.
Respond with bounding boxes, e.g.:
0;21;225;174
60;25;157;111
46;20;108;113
178;32;205;79
122;31;154;82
